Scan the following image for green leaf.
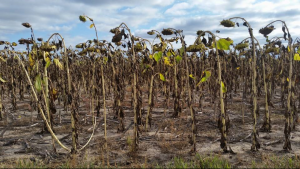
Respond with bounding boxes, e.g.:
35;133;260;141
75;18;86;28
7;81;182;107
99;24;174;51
221;81;227;93
53;58;63;70
145;64;151;69
162;42;167;51
175;55;182;63
214;39;233;50
35;74;42;93
167;51;172;57
159;73;166;81
154;51;163;62
179;46;184;56
205;70;211;79
294;53;300;61
103;57;108;64
201;77;208;82
266;36;270;43
45;57;51;69
142;69;148;74
196;70;211;86
0;76;6;83
189;74;195;79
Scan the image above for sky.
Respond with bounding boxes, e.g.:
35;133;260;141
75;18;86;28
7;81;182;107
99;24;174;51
0;0;299;51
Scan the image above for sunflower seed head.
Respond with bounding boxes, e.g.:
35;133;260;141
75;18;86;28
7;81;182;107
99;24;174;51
161;28;174;35
259;26;275;37
265;47;279;54
110;27;119;34
235;43;249;50
76;43;85;49
147;31;155;35
197;30;205;36
115;42;122;46
79;15;87;22
220;20;235;28
186;44;206;52
134;42;143;52
22;22;31;28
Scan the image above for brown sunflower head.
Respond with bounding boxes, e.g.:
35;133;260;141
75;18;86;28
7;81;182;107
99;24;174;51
235;43;249;50
147;30;155;35
197;30;205;36
259;26;275;37
115;42;122;46
19;39;33;44
22;22;31;28
110;27;120;34
220;20;235;28
75;43;85;49
134;42;143;52
134;37;140;41
161;28;174;35
186;44;205;52
112;33;123;43
40;44;56;52
265;47;279;54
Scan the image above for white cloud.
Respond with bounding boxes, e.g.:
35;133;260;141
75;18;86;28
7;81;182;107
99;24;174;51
165;2;190;15
1;0;300;50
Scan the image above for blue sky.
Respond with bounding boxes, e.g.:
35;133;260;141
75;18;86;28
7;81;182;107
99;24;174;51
0;0;299;51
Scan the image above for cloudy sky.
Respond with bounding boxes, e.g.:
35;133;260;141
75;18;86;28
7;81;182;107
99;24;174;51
0;0;299;51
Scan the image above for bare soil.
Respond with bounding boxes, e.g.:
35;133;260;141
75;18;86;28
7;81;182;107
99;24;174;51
1;85;300;168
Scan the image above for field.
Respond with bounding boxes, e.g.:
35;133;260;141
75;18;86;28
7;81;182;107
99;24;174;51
1;16;300;168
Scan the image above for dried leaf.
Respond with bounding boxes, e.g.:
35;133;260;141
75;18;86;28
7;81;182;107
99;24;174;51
0;56;6;62
163;57;173;66
294;53;300;61
175;55;182;63
29;53;35;67
0;76;6;83
53;58;63;70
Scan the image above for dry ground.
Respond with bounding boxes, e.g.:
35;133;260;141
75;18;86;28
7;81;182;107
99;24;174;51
0;85;300;168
